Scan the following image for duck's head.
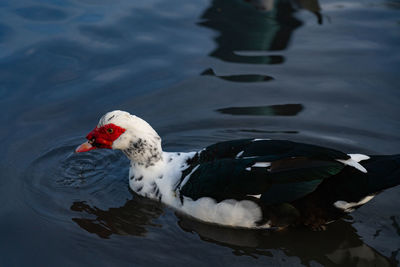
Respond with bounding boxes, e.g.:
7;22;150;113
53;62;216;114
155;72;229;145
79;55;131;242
76;110;163;166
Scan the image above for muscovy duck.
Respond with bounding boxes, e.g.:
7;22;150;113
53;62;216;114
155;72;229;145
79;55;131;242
75;110;400;230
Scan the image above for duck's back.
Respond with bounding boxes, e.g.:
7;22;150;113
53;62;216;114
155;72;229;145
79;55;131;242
176;139;399;229
179;139;348;202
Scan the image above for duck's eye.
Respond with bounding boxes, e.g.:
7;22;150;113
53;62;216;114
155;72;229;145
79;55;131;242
107;128;114;134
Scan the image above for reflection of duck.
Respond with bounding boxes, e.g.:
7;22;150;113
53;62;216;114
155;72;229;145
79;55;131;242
71;197;163;238
177;216;394;266
75;110;400;230
70;197;394;266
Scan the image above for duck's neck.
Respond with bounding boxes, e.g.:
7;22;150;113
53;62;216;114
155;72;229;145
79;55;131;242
121;134;163;168
128;151;197;202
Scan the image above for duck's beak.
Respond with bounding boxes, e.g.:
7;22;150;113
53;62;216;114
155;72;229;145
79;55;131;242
75;141;97;153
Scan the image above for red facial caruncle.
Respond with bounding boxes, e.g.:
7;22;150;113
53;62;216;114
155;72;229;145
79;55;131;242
75;123;126;153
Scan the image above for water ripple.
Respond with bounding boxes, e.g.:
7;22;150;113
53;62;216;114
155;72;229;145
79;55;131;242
216;104;304;116
201;68;274;82
23;139;131;222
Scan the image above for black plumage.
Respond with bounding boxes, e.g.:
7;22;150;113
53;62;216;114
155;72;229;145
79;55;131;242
178;139;400;229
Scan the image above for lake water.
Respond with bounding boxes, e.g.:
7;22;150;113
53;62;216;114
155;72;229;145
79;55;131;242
1;0;400;266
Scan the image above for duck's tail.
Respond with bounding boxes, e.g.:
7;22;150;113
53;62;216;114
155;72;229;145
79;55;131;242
325;154;400;212
320;154;399;216
292;154;400;228
362;154;400;193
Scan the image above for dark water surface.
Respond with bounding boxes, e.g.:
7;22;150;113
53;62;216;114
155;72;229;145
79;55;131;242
1;0;400;266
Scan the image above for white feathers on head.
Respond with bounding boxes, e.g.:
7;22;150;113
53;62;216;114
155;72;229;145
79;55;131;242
98;110;163;160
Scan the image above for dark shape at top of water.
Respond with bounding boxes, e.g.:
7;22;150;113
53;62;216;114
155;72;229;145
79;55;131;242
216;103;304;116
14;6;68;21
198;0;302;64
201;68;274;82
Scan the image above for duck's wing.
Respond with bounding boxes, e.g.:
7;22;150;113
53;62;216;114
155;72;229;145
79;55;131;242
180;140;348;204
179;157;344;204
195;139;350;163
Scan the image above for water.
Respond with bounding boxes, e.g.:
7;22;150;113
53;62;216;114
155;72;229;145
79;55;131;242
1;0;399;266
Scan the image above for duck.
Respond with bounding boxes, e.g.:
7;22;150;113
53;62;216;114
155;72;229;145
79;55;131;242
75;110;400;230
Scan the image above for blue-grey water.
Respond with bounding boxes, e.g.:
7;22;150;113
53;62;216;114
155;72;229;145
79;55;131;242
1;0;400;266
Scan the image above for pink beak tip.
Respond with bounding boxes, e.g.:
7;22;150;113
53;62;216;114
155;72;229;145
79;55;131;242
75;141;96;153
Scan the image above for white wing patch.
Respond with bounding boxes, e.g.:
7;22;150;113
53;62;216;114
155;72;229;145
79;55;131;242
247;194;262;199
336;153;370;173
348;154;370;162
252;162;271;168
179;165;200;189
334;195;375;212
245;162;271;171
236;151;244;158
